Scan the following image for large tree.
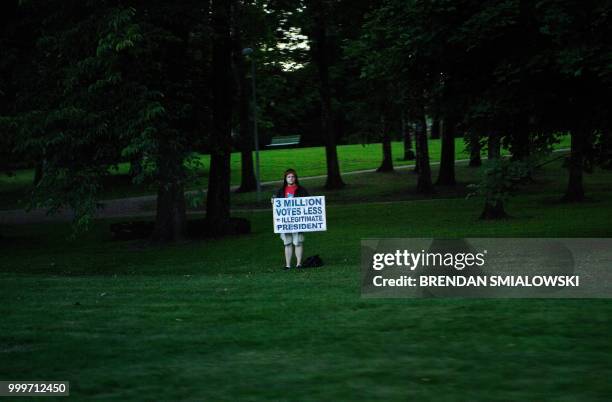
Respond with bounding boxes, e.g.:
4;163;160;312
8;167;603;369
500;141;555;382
2;1;212;239
305;0;345;189
206;0;234;234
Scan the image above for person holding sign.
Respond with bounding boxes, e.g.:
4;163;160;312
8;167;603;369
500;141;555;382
272;168;310;270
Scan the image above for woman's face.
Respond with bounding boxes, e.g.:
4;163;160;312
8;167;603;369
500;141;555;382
286;173;296;185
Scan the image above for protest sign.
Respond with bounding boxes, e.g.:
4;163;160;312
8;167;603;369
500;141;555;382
272;196;327;233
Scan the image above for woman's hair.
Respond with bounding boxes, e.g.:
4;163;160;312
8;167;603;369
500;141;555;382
283;168;299;186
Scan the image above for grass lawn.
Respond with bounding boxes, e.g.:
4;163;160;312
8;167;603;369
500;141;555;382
0;136;571;210
1;156;611;400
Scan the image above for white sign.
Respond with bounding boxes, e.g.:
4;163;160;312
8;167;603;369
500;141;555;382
272;196;327;233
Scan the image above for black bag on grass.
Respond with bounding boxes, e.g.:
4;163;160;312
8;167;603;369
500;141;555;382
302;255;324;268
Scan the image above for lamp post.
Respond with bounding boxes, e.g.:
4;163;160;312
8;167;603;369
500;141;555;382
242;47;261;201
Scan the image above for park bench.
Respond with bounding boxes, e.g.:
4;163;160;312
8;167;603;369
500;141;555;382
266;135;301;148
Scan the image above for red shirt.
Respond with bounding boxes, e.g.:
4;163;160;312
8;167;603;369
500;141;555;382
284;184;298;198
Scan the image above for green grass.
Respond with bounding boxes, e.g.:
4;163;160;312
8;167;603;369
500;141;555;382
0;135;571;210
1;156;611;400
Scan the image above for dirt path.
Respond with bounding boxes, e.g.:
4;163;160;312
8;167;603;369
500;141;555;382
0;151;569;225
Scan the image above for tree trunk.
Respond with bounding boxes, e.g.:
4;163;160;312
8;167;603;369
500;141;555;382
430;115;440;139
237;149;257;192
469;139;482;167
413;147;420;173
437;116;456;185
311;0;344;189
232;15;257;193
415;109;434;193
206;0;233;234
599;128;612;169
413;118;420;174
488;132;501;160
480;132;506;219
377;115;393;172
152;143;187;242
33;162;43;185
402;113;415;160
563;129;585;201
152;177;187;242
511;114;531;161
128;155;142;179
480;200;508;219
